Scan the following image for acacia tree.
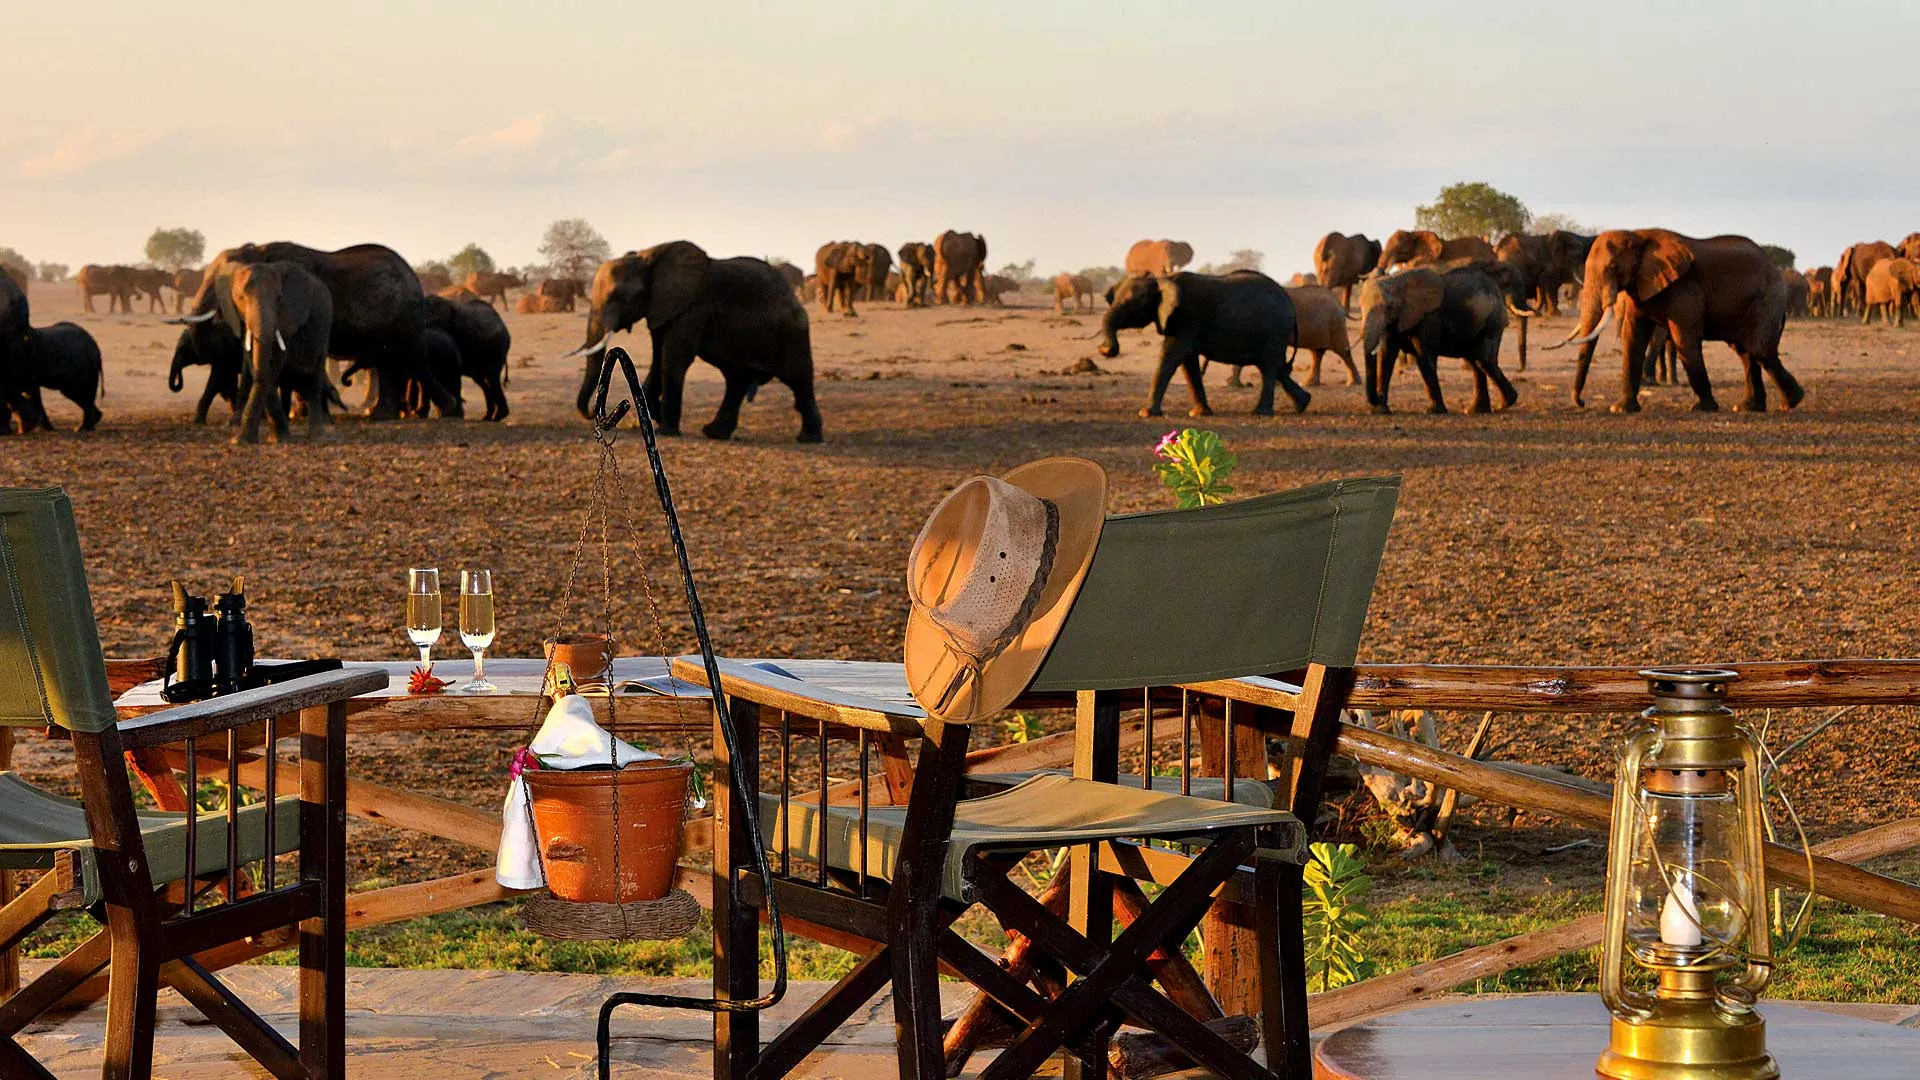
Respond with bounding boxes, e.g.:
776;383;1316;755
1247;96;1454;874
144;227;205;272
1197;249;1264;274
37;262;68;282
0;247;31;282
1529;212;1593;236
1414;183;1530;242
539;218;611;282
448;243;495;280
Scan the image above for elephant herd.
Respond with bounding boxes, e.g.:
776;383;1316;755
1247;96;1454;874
812;231;989;315
1809;235;1920;327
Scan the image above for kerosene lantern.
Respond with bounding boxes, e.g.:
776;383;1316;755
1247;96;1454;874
1598;669;1778;1080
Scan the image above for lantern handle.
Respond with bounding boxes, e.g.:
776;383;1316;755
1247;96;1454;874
1600;730;1658;1021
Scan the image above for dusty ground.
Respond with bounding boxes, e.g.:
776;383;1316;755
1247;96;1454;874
6;277;1920;895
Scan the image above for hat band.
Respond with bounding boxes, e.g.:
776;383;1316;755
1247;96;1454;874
928;498;1061;719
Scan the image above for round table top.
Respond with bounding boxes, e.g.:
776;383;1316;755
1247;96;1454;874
1314;995;1920;1079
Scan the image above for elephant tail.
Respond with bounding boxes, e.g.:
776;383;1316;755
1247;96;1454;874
97;357;106;400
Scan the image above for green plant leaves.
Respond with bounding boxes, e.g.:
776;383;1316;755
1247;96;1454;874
1304;841;1376;992
1152;428;1238;509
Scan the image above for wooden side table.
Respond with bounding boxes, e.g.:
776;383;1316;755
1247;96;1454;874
1314;996;1920;1079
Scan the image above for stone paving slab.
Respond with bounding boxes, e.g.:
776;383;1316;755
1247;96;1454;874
15;968;1918;1077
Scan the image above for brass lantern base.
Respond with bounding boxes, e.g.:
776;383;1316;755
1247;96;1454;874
1597;1003;1778;1080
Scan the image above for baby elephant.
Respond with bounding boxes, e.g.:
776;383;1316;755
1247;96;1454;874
1100;271;1308;417
4;323;104;433
231;262;334;444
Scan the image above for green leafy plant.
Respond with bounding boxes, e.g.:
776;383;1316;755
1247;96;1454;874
1302;841;1376;992
1153;428;1238;508
1001;712;1045;744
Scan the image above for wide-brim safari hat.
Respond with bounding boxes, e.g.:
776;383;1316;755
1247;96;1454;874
904;458;1107;723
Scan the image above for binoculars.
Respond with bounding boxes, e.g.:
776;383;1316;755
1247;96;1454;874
162;578;339;704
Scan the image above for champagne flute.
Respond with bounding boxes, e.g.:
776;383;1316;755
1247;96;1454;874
459;569;497;693
406;568;442;670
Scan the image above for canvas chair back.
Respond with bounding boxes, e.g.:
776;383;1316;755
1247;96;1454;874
1029;475;1400;690
0;488;116;732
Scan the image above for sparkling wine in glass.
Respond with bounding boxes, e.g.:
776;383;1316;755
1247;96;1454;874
459;569;497;693
407;568;442;670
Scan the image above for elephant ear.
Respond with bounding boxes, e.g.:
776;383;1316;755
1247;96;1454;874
1395;272;1445;332
1635;234;1694;301
1154;275;1181;334
1415;232;1445;264
641;241;711;326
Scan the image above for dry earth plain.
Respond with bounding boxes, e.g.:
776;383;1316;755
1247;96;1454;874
4;277;1920;914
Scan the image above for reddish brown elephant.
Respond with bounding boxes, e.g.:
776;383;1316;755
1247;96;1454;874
1052;273;1094;312
814;241;872;315
1124;239;1193;278
897;242;935;306
933;231;988;305
1311;232;1382;310
1834;241;1895;318
1376;230;1495;273
1863;258;1920;326
464;270;522;309
1805;266;1833;317
76;264;136;314
1552;230;1802;413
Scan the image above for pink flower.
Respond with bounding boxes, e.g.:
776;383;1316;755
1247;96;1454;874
1154;430;1181;458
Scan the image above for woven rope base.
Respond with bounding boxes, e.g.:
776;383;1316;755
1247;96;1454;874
521;888;702;940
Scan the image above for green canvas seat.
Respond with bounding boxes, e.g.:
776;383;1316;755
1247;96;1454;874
0;774;302;906
763;772;1301;902
0;486;386;1080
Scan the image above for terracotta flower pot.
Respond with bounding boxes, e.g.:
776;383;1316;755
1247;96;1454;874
544;634;613;690
525;759;691;903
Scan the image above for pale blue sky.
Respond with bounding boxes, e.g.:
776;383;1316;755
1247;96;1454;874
3;1;1915;275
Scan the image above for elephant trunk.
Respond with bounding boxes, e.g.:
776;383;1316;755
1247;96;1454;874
1547;282;1613;350
168;351;185;393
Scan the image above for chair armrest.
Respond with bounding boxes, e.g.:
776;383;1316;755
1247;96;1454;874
669;656;936;736
116;669;390;749
1177;675;1305;712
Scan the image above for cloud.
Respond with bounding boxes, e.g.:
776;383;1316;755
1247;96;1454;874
454;115;546;156
20;129;158;178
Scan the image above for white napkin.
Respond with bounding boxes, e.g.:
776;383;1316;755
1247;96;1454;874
495;695;662;890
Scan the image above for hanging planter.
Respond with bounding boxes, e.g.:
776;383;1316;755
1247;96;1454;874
526;758;692;904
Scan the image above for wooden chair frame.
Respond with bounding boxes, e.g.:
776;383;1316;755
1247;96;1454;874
0;673;385;1080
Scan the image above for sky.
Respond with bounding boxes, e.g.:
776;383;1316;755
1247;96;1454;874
4;1;1918;277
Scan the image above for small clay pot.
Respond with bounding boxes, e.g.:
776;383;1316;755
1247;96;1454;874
544;634;613;689
526;759;692;903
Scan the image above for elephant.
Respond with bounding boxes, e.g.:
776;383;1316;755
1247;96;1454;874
171;241;458;420
172;268;204;314
897;242;935;306
464;270;522;310
1806;266;1833;317
1287;272;1319;286
1224;285;1357;388
858;243;893;303
126;268;172;314
1124;239;1194;279
980;274;1016;306
1052;273;1094;313
1098;271;1308;417
1312;232;1383;310
536;276;588;312
1493;231;1592;320
769;261;805;297
167;318;244;423
3;323;104;433
1359;266;1521;415
1782;268;1810;318
814;241;871;316
424;293;510;420
75;265;137;314
226;262;333;443
1377;230;1496;273
1833;241;1895;318
1899;233;1920;262
568;241;822;442
1553;229;1802;413
1863;258;1920;327
933;231;988;305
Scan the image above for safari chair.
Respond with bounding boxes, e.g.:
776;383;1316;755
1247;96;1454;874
675;475;1401;1080
0;487;386;1079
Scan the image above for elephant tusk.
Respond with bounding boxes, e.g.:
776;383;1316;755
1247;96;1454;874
243;329;252;352
561;333;612;359
165;310;219;325
1543;304;1612;350
1505;298;1539;318
276;331;286;350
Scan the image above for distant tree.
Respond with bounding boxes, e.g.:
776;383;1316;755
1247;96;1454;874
448;243;495;280
1760;245;1796;270
539;218;612;282
414;259;451;279
0;247;30;282
1077;266;1126;293
1197;249;1264;275
144;227;206;272
37;261;69;282
997;259;1039;285
1414;182;1530;242
1529;212;1593;236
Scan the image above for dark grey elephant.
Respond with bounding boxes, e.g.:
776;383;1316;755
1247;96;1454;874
170;242;458;420
1359;267;1521;415
1098;271;1308;417
0;273;31;431
341;294;511;420
568;241;822;442
5;323;104;432
228;261;334;443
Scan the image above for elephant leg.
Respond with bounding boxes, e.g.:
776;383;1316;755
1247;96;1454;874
1755;348;1805;409
1369;345;1395;414
1270;352;1311;414
1227;365;1244;387
1303;350;1322;386
1513;314;1528;372
1411;344;1447;414
1571;341;1597;408
307;367;332;437
1612;320;1649;413
702;371;751;440
1140;343;1186;418
1729;346;1768;412
1671;331;1718;412
1183;350;1219;416
786;373;824;444
649;334;694;436
192;374;219;424
234;365;272;444
482;373;509;421
1335;344;1360;386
